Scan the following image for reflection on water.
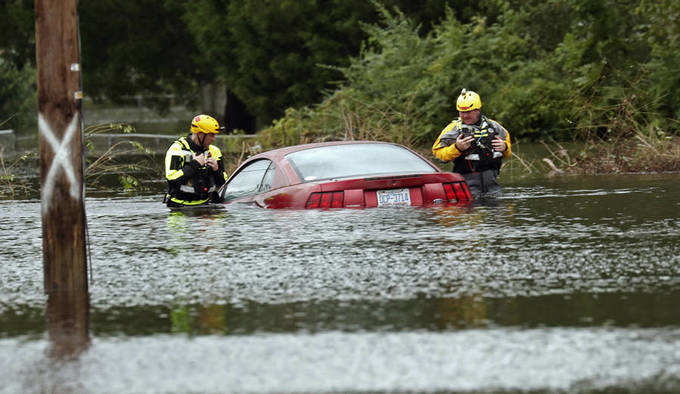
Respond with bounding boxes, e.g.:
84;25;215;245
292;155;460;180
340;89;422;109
5;291;680;338
7;291;680;338
0;173;679;392
46;290;90;359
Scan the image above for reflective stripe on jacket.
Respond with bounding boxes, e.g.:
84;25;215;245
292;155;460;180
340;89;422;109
432;115;511;173
164;135;227;205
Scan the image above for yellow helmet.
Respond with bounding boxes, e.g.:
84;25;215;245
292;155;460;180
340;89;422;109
190;114;222;134
456;89;482;112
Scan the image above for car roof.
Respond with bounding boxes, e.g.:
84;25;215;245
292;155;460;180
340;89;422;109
247;140;404;162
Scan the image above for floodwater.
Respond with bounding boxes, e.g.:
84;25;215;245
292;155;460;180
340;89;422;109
1;173;679;393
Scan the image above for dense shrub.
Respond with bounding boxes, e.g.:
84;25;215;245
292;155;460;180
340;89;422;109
258;0;680;149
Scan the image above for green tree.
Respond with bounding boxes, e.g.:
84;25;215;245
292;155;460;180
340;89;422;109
0;0;35;69
78;0;207;112
641;0;680;121
183;0;497;128
184;0;380;127
0;59;36;131
0;0;36;131
260;0;679;144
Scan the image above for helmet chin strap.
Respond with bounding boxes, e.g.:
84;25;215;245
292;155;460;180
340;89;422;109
198;133;207;150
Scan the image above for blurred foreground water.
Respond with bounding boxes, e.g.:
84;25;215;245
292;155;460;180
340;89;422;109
1;173;679;393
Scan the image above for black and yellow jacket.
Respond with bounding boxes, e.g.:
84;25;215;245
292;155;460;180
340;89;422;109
432;115;511;174
164;134;228;206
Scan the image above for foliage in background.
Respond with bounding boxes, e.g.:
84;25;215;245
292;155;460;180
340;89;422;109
0;0;34;70
256;0;680;151
4;0;499;130
640;0;680;121
183;0;378;127
0;60;36;131
181;0;506;127
254;4;446;149
78;0;208;113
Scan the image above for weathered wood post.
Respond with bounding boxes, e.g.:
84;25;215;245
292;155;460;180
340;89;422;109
35;0;90;356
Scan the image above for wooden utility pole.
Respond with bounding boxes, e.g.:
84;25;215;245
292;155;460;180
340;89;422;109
35;0;89;356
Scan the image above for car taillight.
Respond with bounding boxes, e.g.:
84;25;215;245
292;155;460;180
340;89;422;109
443;182;472;202
456;182;472;200
306;191;344;209
443;183;457;201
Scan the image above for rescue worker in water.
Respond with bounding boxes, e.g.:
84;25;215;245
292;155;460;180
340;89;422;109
164;114;228;207
432;89;511;197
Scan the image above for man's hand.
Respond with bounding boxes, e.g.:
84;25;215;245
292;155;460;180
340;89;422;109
206;157;218;171
455;134;475;151
492;136;507;152
193;153;208;166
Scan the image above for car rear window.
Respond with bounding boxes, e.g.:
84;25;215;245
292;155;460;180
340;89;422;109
286;143;437;182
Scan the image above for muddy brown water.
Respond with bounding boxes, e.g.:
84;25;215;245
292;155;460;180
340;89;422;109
1;173;679;392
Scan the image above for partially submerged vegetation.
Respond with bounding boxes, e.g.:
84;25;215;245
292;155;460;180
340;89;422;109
568;135;680;175
83;122;157;191
0;148;37;199
0;122;158;199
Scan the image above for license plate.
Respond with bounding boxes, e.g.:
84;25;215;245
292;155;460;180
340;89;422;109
376;188;411;206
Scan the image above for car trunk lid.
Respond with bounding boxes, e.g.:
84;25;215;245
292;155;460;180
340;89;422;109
311;173;471;208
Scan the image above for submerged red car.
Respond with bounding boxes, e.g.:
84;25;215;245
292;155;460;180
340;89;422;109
219;141;472;209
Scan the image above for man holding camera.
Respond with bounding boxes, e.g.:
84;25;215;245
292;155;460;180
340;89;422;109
432;89;511;198
164;114;228;207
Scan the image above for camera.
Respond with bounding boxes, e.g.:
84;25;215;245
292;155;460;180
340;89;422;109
461;126;496;152
459;125;476;139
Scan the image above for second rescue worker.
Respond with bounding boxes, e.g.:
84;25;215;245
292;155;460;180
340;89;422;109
164;114;228;207
432;89;511;197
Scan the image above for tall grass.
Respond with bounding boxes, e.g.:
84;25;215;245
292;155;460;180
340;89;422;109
83;122;157;191
559;98;680;174
0;147;37;199
568;132;679;174
0;122;157;199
